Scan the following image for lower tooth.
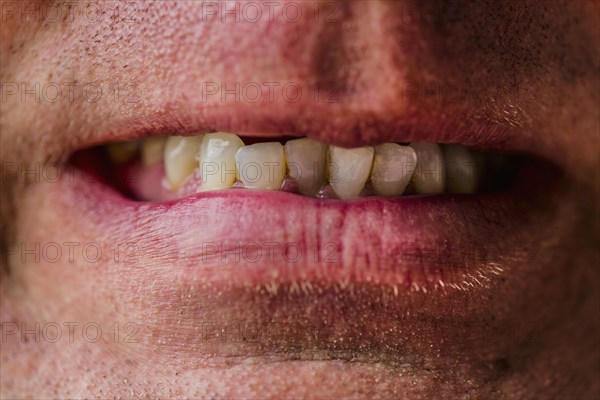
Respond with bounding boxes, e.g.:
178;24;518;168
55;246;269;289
444;145;479;194
198;132;244;191
409;142;445;194
164;135;204;189
371;143;417;197
235;142;286;190
284;138;328;196
328;145;374;199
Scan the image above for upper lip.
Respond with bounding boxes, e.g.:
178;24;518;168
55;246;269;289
71;101;532;157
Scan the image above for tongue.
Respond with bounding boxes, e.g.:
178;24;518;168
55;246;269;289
126;161;183;202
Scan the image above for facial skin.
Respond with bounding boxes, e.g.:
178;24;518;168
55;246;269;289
1;0;599;398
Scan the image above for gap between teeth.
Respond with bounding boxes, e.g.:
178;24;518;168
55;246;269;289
112;133;481;199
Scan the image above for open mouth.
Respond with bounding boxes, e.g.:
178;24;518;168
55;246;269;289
63;126;557;294
78;134;523;201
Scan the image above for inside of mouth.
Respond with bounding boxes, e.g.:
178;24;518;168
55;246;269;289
69;133;528;202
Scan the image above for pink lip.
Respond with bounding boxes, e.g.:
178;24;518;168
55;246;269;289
54;156;544;293
67;102;540;161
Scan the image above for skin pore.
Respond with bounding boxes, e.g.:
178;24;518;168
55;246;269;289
1;0;599;398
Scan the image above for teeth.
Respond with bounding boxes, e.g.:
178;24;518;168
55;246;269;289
198;132;245;191
370;144;417;197
328;146;374;199
409;142;445;194
141;137;166;167
107;141;138;164
235;142;286;190
444;145;479;194
284;138;328;196
163;135;204;189
112;133;494;199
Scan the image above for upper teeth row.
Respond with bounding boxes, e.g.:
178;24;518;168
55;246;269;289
112;133;479;199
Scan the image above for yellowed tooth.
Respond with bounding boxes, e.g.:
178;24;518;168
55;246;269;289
164;135;204;189
141;137;167;167
107;141;139;164
199;132;245;191
328;145;374;199
409;142;445;194
371;143;417;196
284;137;328;196
235;142;286;190
444;145;479;194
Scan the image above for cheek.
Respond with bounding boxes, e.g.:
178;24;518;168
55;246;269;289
12;180;132;322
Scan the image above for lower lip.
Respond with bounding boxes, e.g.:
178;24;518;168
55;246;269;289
54;160;542;292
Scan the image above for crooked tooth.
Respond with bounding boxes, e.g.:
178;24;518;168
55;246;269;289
141;137;166;167
107;141;138;164
371;143;417;197
409;142;445;194
328;146;374;199
235;142;286;190
284;138;328;196
198;132;244;191
444;145;479;194
164;135;203;189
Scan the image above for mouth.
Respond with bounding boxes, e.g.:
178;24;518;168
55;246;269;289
63;117;557;291
86;132;523;200
20;108;563;371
